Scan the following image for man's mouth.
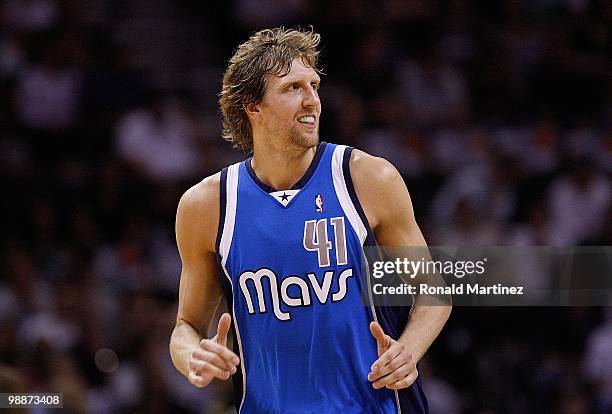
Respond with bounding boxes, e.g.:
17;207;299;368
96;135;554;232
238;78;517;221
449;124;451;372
297;115;316;125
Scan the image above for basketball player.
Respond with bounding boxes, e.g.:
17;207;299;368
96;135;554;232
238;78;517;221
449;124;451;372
170;27;451;413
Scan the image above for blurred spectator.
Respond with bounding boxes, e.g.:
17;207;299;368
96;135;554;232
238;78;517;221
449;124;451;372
513;121;560;176
14;32;83;132
548;156;611;245
233;0;311;28
396;51;469;127
594;130;612;175
431;132;515;226
114;91;202;183
0;364;26;414
429;127;470;175
0;33;26;78
431;197;502;245
359;128;426;179
509;200;559;246
583;309;612;414
421;359;461;414
2;0;60;33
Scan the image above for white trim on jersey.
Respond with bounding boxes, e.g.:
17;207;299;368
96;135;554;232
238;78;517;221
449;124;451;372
220;163;239;265
331;145;368;245
219;162;247;414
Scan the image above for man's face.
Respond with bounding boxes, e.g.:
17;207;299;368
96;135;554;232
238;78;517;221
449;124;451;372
255;57;321;150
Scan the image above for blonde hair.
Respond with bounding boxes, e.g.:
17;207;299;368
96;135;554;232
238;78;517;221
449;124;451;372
219;27;322;151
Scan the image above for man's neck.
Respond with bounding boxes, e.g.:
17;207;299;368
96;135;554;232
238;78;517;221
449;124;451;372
251;142;318;191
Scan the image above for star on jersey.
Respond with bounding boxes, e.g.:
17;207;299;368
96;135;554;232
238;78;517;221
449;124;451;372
270;189;300;207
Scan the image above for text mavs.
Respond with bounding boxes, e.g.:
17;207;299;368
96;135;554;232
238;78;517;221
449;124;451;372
238;216;354;321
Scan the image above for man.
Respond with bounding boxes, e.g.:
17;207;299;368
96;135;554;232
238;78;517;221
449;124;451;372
170;27;451;413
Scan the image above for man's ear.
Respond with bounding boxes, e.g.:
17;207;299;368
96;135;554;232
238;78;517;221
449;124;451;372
244;101;260;119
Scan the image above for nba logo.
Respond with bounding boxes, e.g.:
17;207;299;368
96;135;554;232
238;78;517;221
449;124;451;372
315;194;323;212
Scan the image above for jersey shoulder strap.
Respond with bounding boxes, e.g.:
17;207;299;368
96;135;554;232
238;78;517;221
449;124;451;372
330;144;376;246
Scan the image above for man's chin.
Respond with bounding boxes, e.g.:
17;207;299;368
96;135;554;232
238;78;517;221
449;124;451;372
289;130;319;149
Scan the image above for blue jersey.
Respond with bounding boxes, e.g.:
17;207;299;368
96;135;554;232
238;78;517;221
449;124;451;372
216;142;428;414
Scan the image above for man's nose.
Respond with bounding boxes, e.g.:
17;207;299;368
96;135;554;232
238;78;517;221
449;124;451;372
303;86;320;107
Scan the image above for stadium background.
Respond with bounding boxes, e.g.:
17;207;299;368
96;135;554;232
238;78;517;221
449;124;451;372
1;0;611;413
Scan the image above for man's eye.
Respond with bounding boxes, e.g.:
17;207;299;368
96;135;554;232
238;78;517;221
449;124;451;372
312;83;320;90
288;84;298;91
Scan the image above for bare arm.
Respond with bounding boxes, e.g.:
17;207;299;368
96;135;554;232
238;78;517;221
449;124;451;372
170;174;239;386
351;150;452;389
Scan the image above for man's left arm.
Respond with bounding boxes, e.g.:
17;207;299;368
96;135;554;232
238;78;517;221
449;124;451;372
350;149;452;390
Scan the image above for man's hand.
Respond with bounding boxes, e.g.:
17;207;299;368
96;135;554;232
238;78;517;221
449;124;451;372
368;321;418;390
188;313;240;388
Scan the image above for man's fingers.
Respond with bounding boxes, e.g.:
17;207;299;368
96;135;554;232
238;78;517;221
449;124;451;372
386;367;419;390
200;339;240;366
193;348;236;373
371;363;413;389
188;336;239;389
215;313;232;346
369;321;390;356
369;321;386;344
188;371;207;388
370;341;408;373
368;345;412;381
190;359;232;381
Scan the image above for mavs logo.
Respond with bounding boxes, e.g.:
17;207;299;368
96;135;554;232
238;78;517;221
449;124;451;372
238;216;352;321
238;268;354;321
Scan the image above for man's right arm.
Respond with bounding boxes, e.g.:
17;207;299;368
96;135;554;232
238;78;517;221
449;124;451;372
170;173;240;387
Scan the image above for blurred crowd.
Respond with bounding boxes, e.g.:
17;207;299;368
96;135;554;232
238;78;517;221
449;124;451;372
1;0;611;413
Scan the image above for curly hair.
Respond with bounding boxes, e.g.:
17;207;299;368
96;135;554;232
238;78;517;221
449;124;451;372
219;27;323;151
